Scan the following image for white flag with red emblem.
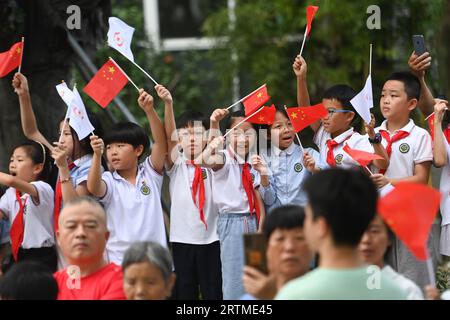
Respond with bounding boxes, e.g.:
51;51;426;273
107;17;135;62
56;82;94;140
69;87;94;140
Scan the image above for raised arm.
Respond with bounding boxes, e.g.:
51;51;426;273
138;88;168;174
157;85;177;169
293;56;320;132
432;101;449;168
0;173;39;199
196;136;226;171
209;108;229;142
12;73;53;150
51;143;90;202
87;136;107;198
408;52;436;117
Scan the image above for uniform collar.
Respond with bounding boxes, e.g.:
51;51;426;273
332;127;354;144
379;119;414;134
228;147;247;164
273;142;296;156
111;165;142;182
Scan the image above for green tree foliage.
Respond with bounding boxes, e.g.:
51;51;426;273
203;0;446;124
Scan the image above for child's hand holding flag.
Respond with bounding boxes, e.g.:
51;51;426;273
137;89;155;113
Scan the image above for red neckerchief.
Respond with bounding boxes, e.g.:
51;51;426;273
186;160;207;230
325;131;354;167
379;130;410;174
10;190;28;261
227;148;260;223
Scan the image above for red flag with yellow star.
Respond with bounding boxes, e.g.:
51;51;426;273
286;103;328;133
83;59;128;108
242;85;270;116
246;104;276;125
377;183;441;260
0;42;23;78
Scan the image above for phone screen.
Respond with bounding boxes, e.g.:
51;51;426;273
244;233;268;274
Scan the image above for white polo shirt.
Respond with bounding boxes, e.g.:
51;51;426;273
212;148;261;214
99;157;167;265
314;126;374;169
0;181;55;249
167;154;219;245
372;119;433;179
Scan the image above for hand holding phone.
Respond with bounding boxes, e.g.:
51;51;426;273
244;233;268;274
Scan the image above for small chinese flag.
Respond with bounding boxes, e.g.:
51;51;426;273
246;104;276;125
83;59;128;108
242;85;270;116
378;183;441;260
286;103;328;133
0;42;23;78
305;5;319;37
342;143;383;167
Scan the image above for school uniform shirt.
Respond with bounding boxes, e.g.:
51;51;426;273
372;119;433;178
0;181;55;249
99;157;167;265
313;126;374;169
71;154;95;186
167;154;219;244
212;148;261;214
259;143;323;208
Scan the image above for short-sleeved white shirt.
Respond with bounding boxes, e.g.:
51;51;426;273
0;181;55;249
99;157;167;265
372;119;433;179
314;126;374;169
212;148;261;214
167;154;219;244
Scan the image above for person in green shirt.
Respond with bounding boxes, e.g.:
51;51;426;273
276;168;407;300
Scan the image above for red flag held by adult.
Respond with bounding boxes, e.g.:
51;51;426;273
242;84;270;116
0;41;23;78
377;183;441;260
246;104;276;125
83;59;129;108
306;5;319;37
342;143;383;167
286;103;328;133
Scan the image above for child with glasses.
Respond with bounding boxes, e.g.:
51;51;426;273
293;56;389;171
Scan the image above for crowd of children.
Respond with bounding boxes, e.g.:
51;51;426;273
0;46;449;300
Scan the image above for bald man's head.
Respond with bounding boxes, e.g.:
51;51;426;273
57;196;109;268
58;196;107;229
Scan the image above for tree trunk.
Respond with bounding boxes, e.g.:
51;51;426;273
0;0;110;171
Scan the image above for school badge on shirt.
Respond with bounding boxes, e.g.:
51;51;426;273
335;154;344;165
294;163;303;173
399;143;410;154
140;181;151;195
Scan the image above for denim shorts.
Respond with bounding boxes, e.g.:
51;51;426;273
217;212;258;300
